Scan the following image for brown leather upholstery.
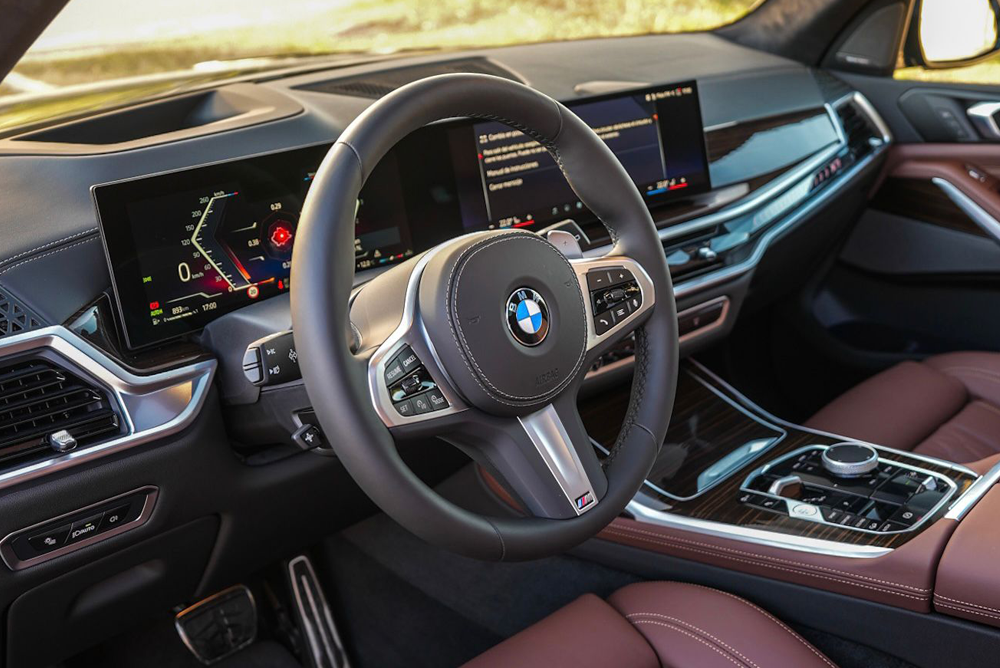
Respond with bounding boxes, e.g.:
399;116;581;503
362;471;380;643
935;485;1000;628
599;516;952;612
462;582;837;668
805;352;1000;464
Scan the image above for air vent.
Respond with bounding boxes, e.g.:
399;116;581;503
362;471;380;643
298;58;523;99
0;358;120;464
836;99;882;160
0;288;41;339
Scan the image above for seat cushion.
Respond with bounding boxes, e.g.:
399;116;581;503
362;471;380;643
805;352;1000;464
463;582;836;668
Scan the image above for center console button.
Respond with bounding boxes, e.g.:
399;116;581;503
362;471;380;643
790;503;819;518
889;506;922;526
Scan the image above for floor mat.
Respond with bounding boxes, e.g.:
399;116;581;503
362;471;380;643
319;513;641;667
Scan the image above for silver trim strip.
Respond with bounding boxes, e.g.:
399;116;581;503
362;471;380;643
0;485;159;570
678;296;730;344
288;554;350;668
0;326;216;491
519;405;597;515
932;177;1000;244
625;496;892;558
585;92;891;300
946;459;1000;520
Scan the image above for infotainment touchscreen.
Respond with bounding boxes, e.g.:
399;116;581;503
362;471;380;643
95;80;709;349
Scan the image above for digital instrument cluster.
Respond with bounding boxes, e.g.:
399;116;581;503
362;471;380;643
95;81;709;349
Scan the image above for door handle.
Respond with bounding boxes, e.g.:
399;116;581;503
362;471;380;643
967;102;1000;140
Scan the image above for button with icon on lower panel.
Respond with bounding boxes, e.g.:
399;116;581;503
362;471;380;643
26;524;70;553
67;514;103;544
99;504;132;531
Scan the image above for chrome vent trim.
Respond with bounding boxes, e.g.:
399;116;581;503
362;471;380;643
0;326;215;491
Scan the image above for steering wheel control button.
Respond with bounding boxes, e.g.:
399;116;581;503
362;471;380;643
412;394;434;414
400;375;422;396
292;424;326;451
396;346;421;375
394;399;416;417
384;357;405;385
586;270;613;291
67;514;103;544
593;310;615;336
505;288;550;347
426;389;449;411
26;525;70;553
822;443;879;478
608;267;635;285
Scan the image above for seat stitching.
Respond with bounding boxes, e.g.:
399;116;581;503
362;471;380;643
630;620;748;668
935;366;1000;381
681;584;838;668
602;529;928;602
935;594;1000;615
600;525;930;592
625;613;760;668
935;601;1000;622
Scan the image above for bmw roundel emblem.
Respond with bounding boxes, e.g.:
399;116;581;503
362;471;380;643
506;288;550;347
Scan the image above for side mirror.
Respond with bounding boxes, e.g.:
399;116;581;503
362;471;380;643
906;0;1000;68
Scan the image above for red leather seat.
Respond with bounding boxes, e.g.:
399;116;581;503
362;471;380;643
463;582;837;668
805;352;1000;464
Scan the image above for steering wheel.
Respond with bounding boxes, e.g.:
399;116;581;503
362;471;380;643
291;74;678;561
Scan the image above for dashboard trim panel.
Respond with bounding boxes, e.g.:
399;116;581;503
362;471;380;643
0;326;215;491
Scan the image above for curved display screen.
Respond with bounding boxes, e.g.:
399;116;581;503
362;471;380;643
95;81;708;349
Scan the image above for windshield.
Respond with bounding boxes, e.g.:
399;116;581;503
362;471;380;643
3;0;760;96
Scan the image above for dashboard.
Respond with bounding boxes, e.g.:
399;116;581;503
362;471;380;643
94;82;709;349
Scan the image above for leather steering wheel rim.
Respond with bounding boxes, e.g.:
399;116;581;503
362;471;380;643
291;74;679;561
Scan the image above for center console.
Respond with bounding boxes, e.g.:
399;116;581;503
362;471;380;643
581;360;985;612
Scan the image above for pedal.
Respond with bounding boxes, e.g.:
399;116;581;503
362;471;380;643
175;584;257;665
287;555;350;668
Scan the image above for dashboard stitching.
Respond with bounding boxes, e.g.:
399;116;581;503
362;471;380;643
0;228;98;269
446;233;587;404
0;237;100;277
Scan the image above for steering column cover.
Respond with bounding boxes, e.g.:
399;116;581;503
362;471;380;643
292;74;678;560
